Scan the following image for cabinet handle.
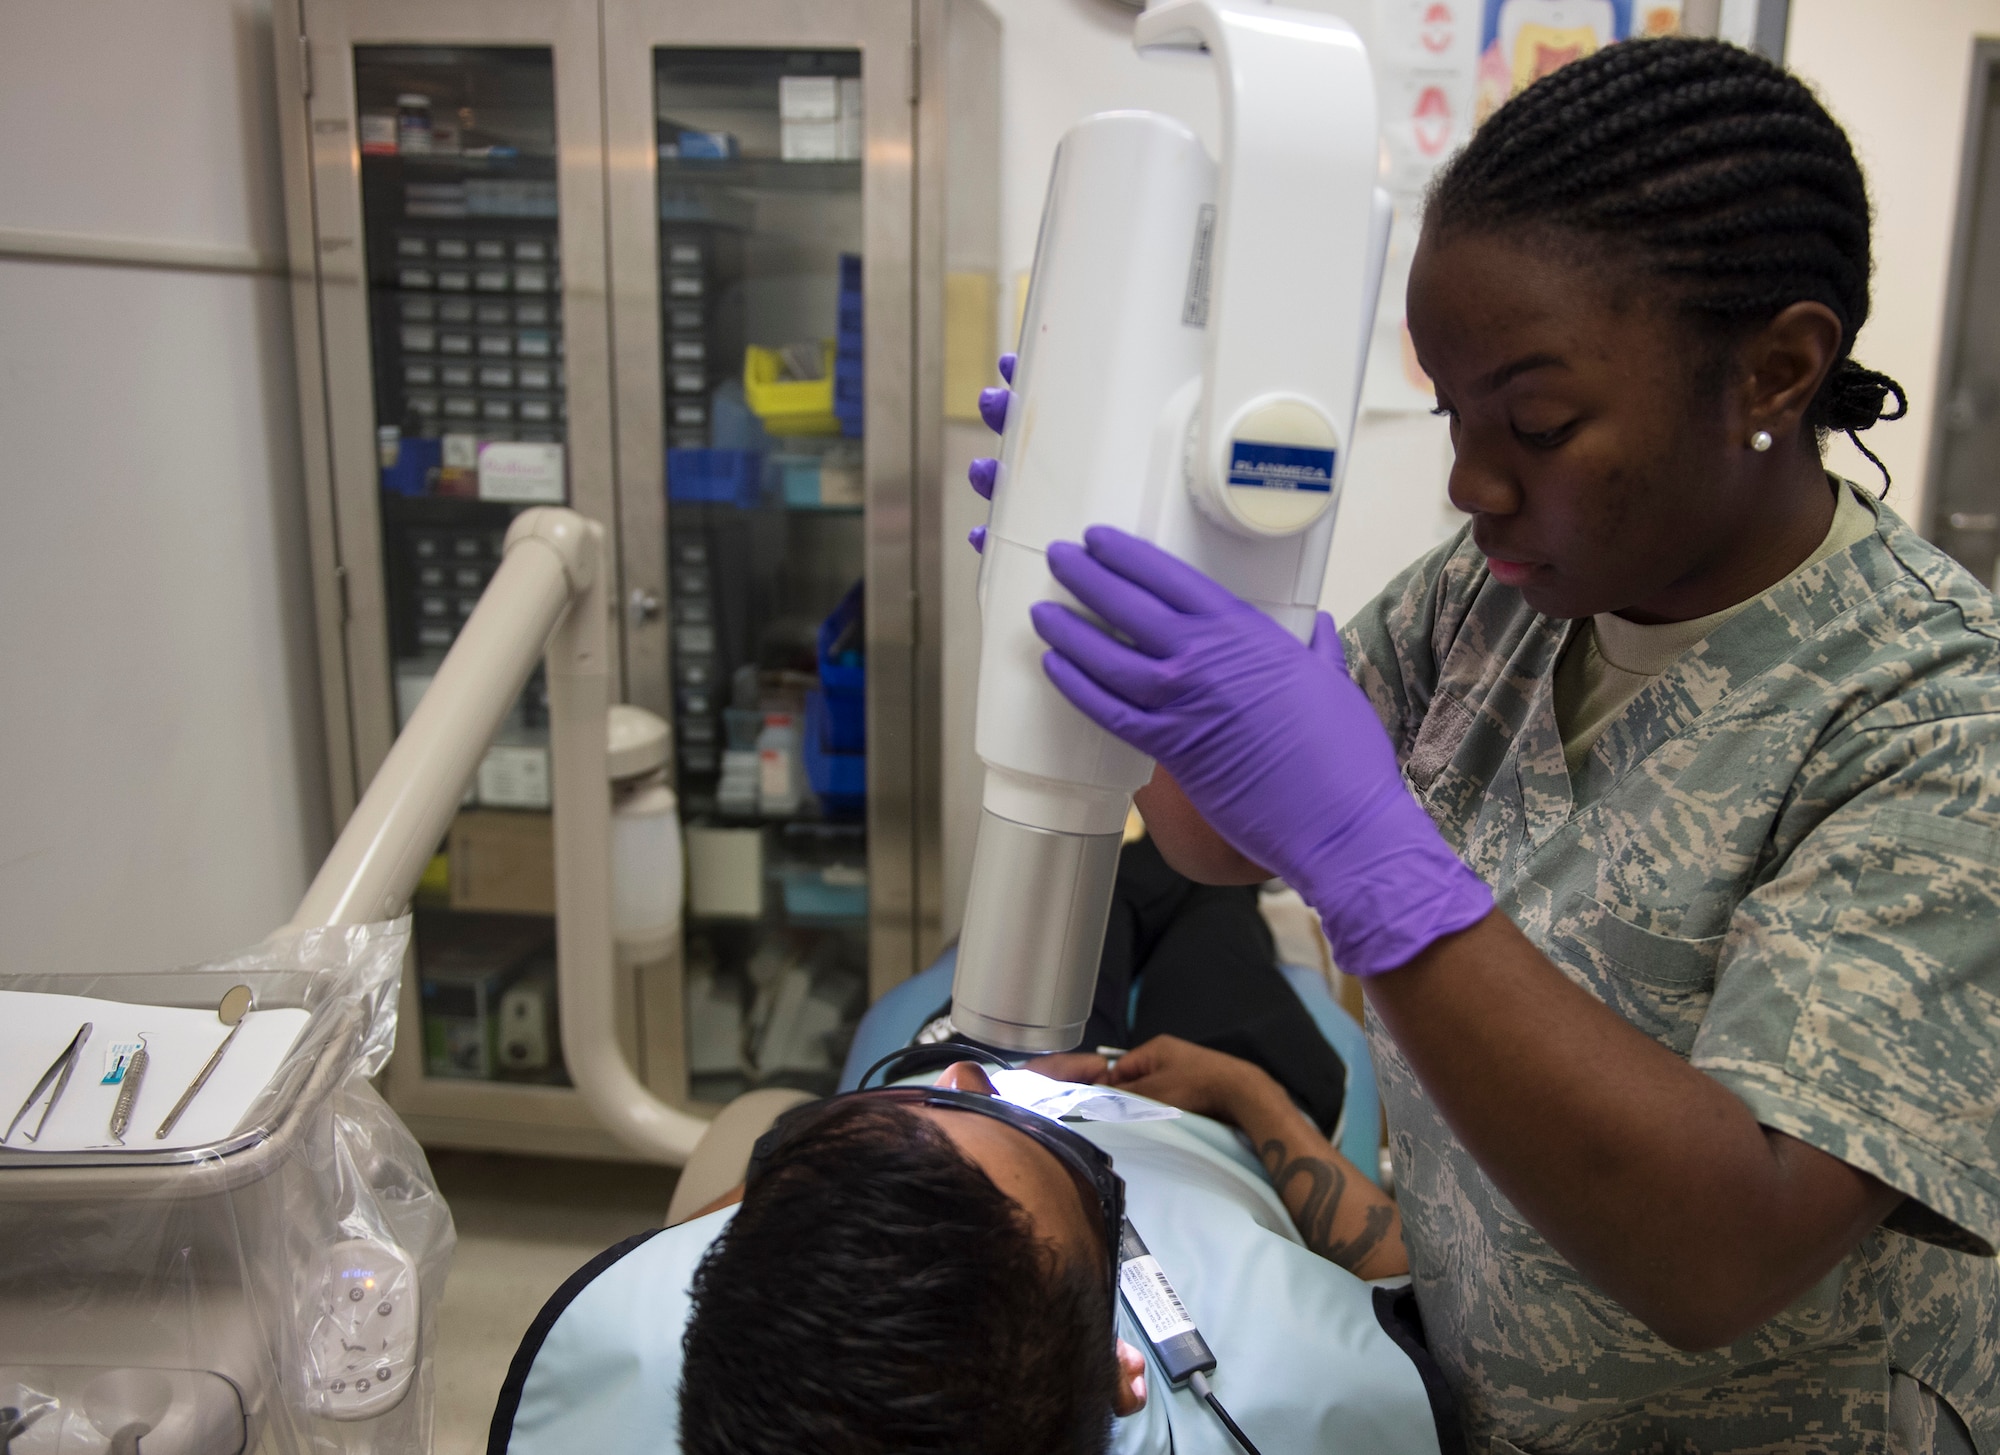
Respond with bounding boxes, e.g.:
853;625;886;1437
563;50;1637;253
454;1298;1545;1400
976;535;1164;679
628;588;663;625
1948;512;2000;532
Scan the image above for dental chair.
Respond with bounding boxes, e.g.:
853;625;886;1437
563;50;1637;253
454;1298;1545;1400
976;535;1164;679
503;945;1440;1455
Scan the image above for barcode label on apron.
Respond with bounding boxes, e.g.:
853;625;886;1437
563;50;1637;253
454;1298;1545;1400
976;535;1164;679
1120;1255;1196;1342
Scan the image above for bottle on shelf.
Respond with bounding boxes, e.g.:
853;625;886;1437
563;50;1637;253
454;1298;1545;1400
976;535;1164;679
756;712;802;817
397;93;433;155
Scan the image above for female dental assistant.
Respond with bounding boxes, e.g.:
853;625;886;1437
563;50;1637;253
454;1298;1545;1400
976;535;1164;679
975;38;2000;1455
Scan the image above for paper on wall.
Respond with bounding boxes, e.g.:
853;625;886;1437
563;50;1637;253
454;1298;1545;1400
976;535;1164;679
1361;0;1480;412
1361;0;1690;413
1361;208;1445;415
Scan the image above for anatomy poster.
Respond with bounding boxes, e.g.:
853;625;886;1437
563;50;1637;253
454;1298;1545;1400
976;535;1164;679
1363;0;1480;412
1362;0;1684;412
1375;0;1480;196
1474;0;1684;123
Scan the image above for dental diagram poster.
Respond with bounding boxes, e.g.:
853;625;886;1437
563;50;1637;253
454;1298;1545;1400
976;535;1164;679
0;991;311;1153
1359;0;1684;413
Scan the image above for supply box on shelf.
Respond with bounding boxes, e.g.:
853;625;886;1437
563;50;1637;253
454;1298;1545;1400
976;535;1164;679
805;692;865;816
667;447;764;508
817;581;865;752
743;342;839;436
803;582;866;816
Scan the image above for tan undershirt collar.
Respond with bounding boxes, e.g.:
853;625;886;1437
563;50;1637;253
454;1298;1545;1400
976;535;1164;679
1556;480;1877;774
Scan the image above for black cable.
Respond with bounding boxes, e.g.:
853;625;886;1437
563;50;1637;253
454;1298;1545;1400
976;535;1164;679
1187;1370;1264;1455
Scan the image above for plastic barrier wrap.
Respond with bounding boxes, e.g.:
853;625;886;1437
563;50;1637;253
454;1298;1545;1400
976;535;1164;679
0;918;453;1455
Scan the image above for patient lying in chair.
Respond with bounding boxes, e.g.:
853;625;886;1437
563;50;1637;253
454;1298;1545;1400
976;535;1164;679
491;839;1451;1455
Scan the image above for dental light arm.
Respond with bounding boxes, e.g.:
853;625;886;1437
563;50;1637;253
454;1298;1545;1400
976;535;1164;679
288;509;589;932
287;507;706;1163
950;0;1388;1052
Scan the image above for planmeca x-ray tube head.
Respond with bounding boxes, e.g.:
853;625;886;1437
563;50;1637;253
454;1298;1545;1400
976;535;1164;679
950;0;1391;1052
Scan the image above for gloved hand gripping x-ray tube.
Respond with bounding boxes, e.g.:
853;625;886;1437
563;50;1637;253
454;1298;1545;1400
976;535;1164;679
951;0;1391;1051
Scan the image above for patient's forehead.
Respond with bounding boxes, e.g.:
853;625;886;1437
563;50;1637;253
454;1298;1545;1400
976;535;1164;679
911;1087;1101;1267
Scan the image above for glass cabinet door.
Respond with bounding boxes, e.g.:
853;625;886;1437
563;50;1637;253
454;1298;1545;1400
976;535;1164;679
651;47;872;1105
285;0;992;1148
352;44;574;1087
293;0;619;1152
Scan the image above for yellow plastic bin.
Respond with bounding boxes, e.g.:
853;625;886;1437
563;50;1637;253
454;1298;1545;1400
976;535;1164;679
743;342;841;436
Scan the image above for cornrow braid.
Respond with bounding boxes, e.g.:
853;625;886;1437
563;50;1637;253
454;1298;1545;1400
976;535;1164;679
1427;36;1907;490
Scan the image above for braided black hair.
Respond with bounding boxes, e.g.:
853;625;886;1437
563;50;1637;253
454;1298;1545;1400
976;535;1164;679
1428;36;1907;489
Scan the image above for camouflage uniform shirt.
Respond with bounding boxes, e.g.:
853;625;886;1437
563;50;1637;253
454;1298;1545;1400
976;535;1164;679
1344;490;2000;1454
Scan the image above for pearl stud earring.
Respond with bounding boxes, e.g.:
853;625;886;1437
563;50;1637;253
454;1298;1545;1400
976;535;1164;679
1750;429;1773;452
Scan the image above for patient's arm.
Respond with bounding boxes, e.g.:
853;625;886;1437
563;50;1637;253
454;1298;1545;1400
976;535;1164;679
1104;1036;1407;1279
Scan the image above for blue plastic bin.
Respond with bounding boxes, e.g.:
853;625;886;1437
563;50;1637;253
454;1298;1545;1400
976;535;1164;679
816;583;865;752
804;690;866;816
833;374;862;437
836;253;863;438
667;448;764;507
381;436;442;496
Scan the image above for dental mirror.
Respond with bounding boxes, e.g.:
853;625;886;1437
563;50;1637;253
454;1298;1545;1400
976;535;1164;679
155;984;255;1139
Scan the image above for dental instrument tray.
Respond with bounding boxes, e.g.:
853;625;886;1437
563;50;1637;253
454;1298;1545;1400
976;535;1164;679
0;974;334;1176
0;919;454;1455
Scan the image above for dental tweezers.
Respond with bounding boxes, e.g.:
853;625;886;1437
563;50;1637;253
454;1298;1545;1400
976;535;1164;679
5;1022;92;1144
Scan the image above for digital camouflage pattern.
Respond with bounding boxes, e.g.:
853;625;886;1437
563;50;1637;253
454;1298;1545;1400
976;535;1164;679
1344;487;2000;1455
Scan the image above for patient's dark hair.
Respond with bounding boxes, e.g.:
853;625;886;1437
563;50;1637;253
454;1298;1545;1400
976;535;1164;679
679;1097;1118;1455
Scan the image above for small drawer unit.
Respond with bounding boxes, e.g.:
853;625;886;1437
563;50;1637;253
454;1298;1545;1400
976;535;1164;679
376;228;566;452
655;225;742;449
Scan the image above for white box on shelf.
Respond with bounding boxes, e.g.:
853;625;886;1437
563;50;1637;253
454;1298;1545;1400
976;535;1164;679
778;75;838;120
478;743;551;808
478;440;565;503
442;431;479;469
394;664;435;729
686;968;749;1076
781;119;840;163
751;966;844;1076
838;77;863;161
686;825;764;918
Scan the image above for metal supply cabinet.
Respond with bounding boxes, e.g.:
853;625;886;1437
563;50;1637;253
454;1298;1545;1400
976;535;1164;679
273;0;997;1155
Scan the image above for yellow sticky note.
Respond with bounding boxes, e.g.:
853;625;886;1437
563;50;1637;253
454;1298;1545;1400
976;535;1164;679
944;271;997;422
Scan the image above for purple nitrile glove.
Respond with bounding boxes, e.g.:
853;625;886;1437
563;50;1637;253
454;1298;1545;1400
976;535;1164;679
1031;527;1493;976
965;353;1017;553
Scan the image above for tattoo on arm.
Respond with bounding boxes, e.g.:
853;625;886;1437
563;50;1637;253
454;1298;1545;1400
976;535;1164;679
1258;1137;1397;1271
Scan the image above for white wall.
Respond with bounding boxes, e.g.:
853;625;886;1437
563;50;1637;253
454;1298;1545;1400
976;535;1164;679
0;0;329;977
1787;2;2000;526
